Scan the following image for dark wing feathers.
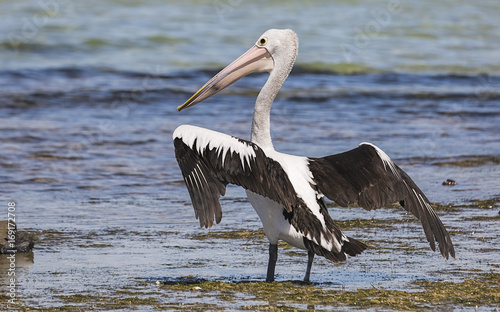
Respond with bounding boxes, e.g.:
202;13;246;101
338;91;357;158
174;135;299;228
309;145;403;208
309;143;455;259
174;138;226;228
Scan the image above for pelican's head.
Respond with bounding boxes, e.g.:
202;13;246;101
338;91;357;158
177;29;298;112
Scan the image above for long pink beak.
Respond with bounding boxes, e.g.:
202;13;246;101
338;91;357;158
177;45;273;112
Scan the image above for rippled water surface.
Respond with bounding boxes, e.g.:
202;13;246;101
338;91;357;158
1;0;499;310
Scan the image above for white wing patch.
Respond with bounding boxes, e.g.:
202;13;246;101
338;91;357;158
173;125;256;170
360;142;400;178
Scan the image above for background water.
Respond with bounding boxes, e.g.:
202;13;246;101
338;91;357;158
0;0;499;310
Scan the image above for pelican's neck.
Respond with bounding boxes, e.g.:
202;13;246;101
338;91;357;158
251;64;294;149
250;71;281;149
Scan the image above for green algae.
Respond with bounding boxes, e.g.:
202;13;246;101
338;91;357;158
189;229;265;241
432;155;500;167
59;293;160;307
464;215;500;222
296;62;381;75
147;35;183;44
335;217;413;229
413;273;500;307
75;243;114;248
467;198;500;209
160;272;500;311
83;38;108;48
429;202;461;212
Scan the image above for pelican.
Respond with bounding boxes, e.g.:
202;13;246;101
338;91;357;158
173;29;455;282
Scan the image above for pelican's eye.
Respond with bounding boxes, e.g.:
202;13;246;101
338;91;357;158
257;37;268;47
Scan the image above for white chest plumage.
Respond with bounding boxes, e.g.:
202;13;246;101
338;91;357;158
246;190;305;248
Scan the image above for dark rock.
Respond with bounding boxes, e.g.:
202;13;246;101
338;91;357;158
442;179;456;186
0;220;34;254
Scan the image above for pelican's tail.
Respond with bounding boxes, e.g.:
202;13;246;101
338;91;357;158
342;236;368;257
303;236;368;262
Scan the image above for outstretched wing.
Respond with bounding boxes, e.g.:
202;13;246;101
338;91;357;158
308;142;455;259
173;125;300;228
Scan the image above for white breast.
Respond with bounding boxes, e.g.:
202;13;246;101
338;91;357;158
245;150;336;251
246;190;306;250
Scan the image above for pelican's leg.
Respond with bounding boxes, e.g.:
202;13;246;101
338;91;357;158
266;243;278;282
304;250;314;283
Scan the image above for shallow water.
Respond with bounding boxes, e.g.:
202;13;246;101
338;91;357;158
1;0;499;311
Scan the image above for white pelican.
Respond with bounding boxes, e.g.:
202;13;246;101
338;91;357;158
173;29;455;282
